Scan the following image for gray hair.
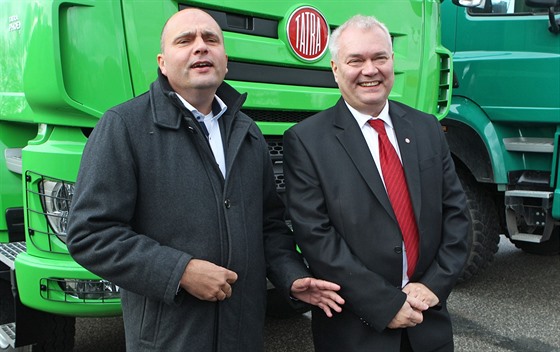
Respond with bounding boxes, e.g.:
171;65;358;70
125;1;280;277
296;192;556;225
329;15;393;63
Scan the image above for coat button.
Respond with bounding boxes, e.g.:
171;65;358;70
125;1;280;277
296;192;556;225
394;246;402;254
224;199;231;209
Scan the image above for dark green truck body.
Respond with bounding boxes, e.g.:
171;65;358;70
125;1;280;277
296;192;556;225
442;0;560;279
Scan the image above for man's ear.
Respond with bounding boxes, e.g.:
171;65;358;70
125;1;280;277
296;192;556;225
330;60;338;83
157;54;167;75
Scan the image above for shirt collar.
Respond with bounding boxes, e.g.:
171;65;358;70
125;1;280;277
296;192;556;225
175;93;228;120
345;100;392;129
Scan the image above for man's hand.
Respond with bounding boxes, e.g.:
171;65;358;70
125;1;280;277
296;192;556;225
180;259;238;302
387;295;428;329
402;282;440;307
290;278;345;318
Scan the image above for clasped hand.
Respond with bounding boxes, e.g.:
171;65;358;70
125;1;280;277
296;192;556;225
180;259;238;302
387;282;439;329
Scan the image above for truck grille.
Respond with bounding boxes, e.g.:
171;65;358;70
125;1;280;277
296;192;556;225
226;61;336;88
267;138;285;192
243;109;316;124
437;51;452;118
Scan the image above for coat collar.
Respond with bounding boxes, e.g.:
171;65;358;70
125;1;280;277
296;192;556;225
149;69;247;131
148;70;255;179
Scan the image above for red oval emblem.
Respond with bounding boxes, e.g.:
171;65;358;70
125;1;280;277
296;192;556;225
286;6;329;62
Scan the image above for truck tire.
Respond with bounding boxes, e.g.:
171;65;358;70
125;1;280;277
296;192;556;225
0;278;75;352
0;315;75;352
456;167;501;282
0;279;14;325
32;315;75;352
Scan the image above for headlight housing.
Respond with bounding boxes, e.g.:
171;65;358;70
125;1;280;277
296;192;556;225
55;279;120;301
39;179;74;240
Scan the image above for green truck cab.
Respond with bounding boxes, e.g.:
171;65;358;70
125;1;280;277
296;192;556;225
1;0;451;349
442;0;560;279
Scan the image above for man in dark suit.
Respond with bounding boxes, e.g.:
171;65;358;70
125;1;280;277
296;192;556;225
283;14;469;352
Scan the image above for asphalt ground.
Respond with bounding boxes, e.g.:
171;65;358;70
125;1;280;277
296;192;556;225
448;236;560;352
75;236;560;351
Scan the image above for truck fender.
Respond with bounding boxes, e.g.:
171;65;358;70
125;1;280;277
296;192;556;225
442;96;507;185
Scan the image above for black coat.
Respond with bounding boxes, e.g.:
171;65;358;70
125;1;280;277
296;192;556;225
283;99;469;352
67;75;310;351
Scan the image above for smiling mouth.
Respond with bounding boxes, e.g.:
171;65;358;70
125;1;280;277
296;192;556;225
359;81;381;87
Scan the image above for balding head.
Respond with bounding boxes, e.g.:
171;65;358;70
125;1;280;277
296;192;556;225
160;8;224;54
156;8;228;113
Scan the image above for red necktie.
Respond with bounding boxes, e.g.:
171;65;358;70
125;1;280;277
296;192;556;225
368;119;419;278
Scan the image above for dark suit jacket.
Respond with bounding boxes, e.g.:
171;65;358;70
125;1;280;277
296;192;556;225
283;99;469;352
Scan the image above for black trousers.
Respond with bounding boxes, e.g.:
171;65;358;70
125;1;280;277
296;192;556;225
400;329;414;352
401;330;454;352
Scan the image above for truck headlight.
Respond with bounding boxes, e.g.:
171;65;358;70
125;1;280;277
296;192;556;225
57;279;120;301
39;180;74;237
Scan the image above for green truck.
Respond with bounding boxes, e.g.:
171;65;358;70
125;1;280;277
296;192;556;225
0;0;451;350
442;0;560;280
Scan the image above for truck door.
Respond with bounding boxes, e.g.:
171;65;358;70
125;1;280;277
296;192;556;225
453;0;560;124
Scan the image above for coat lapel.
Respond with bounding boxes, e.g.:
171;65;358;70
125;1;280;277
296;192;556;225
224;115;252;176
214;84;251;177
332;99;397;222
389;101;422;220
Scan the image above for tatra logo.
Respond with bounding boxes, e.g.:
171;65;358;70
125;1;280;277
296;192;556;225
286;6;329;62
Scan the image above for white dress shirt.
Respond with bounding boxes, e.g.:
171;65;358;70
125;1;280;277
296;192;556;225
345;100;410;287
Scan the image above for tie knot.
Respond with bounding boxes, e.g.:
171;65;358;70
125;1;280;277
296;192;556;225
368;119;386;135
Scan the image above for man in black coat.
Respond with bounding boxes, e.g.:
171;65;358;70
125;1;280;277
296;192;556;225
283;14;469;352
67;8;343;352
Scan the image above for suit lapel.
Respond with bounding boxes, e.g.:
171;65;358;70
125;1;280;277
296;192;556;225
332;100;396;221
389;101;422;220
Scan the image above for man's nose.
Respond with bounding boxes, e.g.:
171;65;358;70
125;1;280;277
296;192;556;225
193;36;209;54
362;60;379;75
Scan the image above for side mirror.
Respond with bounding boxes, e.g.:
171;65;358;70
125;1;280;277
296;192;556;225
525;0;560;6
525;0;560;34
452;0;484;7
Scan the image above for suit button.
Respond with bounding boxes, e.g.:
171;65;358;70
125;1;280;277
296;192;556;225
224;199;231;208
394;246;402;254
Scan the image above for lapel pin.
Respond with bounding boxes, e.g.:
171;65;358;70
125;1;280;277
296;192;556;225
405;138;411;144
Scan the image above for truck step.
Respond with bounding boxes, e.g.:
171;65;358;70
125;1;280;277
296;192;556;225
0;322;16;349
504;190;553;199
0;323;33;351
510;233;546;243
0;242;26;270
504;190;555;243
503;137;554;153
